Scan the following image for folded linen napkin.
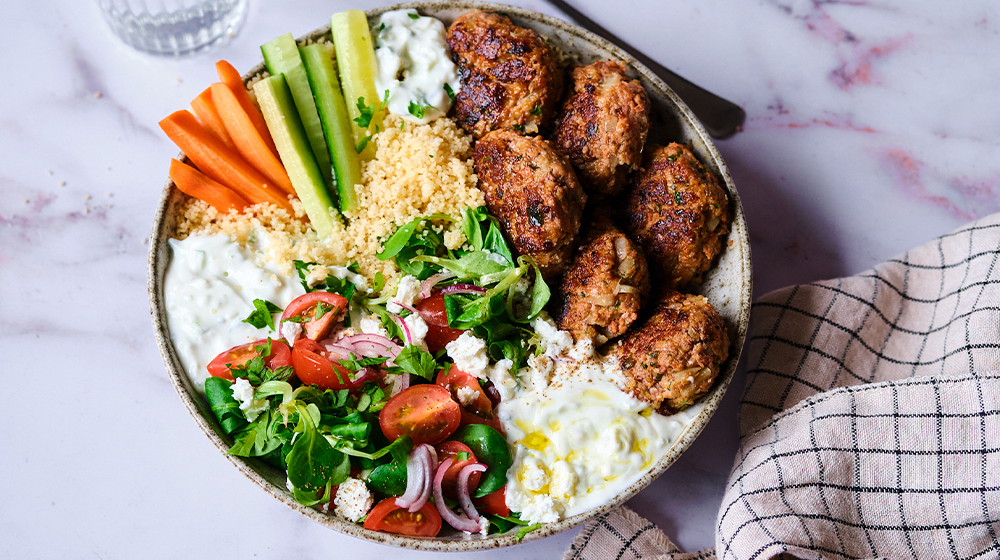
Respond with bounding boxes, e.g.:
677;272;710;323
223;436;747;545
565;213;1000;560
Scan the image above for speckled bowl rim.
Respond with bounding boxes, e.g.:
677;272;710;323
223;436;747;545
148;1;752;551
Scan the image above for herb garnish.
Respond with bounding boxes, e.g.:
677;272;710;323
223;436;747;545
243;299;282;330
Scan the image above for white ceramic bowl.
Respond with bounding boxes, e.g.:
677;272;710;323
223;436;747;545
148;1;752;550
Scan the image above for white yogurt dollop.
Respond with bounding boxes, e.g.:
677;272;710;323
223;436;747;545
373;9;460;124
499;333;697;524
164;234;304;391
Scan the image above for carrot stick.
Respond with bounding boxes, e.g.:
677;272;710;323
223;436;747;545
210;82;295;197
159;110;294;213
190;87;237;152
215;60;279;158
169;158;250;214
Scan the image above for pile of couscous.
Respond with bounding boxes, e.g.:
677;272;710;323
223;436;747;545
175;114;484;282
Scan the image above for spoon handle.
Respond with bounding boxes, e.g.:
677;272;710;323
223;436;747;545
542;0;746;139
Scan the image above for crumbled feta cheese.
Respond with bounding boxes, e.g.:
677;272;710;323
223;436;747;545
359;313;389;337
478;516;489;535
569;338;595;361
525;354;553;391
383;372;406;398
456;385;480;406
487;358;516;401
446;331;489;378
521;456;549;492
531;315;573;358
306;264;370;292
280;320;302;347
549;461;578;498
518;493;560;524
231;377;269;422
334;478;374;522
387;274;421;313
403;312;429;349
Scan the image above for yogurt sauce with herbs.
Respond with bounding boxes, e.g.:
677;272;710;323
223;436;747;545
496;318;697;524
373;9;460;124
164;234;304;391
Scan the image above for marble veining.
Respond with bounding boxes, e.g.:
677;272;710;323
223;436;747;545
2;0;998;557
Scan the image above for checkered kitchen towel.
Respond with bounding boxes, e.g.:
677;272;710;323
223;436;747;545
565;213;1000;560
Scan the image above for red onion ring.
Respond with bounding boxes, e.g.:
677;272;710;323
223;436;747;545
413;446;436;512
438;283;487;296
421;271;456;300
399;372;411;391
457;463;488;521
395;446;427;511
432;458;483;533
393;302;417;314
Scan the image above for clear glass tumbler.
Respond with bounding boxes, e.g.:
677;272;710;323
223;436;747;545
98;0;248;56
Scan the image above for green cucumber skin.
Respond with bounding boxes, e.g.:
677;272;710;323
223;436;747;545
261;33;335;194
254;75;338;239
300;43;363;213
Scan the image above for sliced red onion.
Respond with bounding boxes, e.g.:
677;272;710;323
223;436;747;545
322;344;355;360
457;463;488;521
395;446;428;511
394;302;417;314
396;444;436;512
421;271;457;299
432;458;482;533
438;283;487;296
337;334;401;359
399;372;411;391
413;445;436;512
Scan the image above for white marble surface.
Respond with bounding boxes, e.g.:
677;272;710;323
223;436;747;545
3;0;998;557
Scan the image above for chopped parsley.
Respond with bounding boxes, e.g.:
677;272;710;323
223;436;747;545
242;299;282;330
444;83;455;102
408;12;420;19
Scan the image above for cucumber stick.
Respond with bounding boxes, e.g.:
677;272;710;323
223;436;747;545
330;10;384;161
300;43;363;213
253;75;338;239
261;33;335;191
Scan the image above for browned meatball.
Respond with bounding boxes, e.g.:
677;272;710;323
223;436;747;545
612;291;729;414
552;61;650;196
623;143;730;289
474;130;586;277
554;217;650;342
447;10;563;139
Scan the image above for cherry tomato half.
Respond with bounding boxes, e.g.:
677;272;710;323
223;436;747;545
379;384;461;446
290;338;363;390
416;294;467;352
281;292;347;341
472;486;509;517
363;498;441;537
436;440;481;500
436;366;493;417
207;339;291;381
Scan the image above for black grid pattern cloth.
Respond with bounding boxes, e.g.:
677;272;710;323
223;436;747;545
720;212;1000;559
566;213;1000;560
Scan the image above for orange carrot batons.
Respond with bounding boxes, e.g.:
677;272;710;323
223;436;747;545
215;60;278;158
190;87;237;153
169;158;250;214
159;110;294;213
210;82;295;197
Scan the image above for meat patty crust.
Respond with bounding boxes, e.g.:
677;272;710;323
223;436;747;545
447;10;563;138
623;143;730;289
554;217;650;342
612;291;729;414
474;129;587;278
552;60;650;196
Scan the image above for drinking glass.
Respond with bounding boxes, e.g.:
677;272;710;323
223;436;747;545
98;0;248;56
